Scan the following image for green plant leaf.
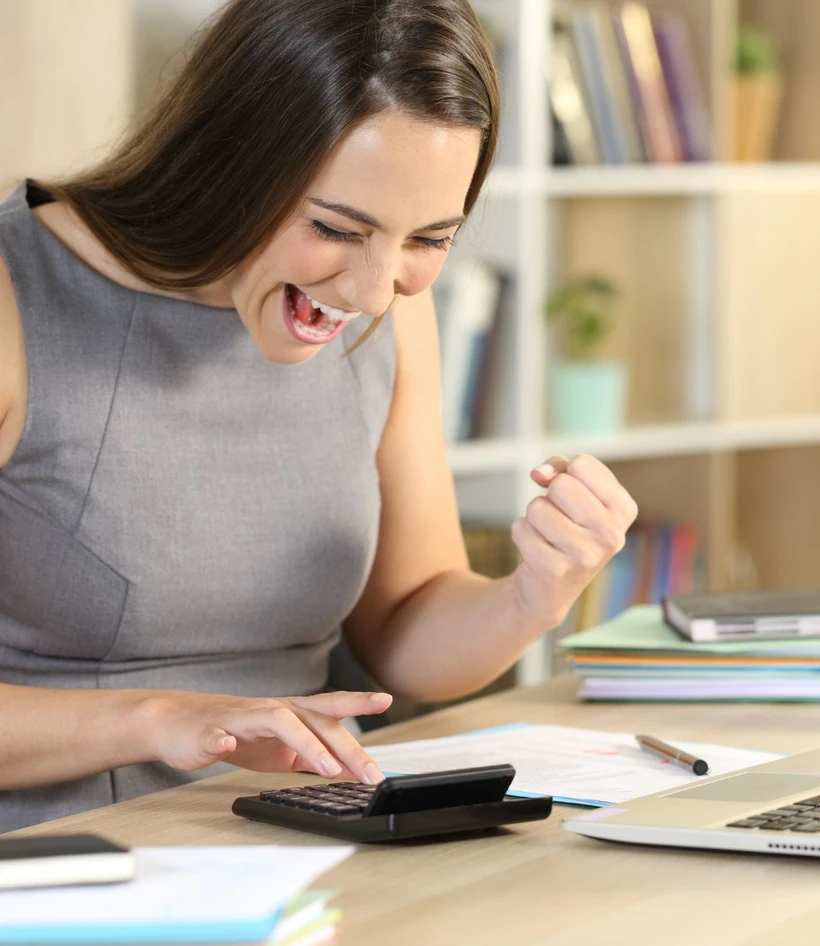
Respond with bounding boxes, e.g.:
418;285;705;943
735;25;780;75
544;272;618;358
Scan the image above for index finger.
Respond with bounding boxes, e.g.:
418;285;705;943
287;690;393;719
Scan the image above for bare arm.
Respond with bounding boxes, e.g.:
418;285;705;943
0;683;152;789
0;682;392;790
344;290;637;703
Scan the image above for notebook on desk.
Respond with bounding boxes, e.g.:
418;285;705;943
563;747;820;857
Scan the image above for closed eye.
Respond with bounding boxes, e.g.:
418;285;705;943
311;220;455;252
414;235;455;251
311;220;357;243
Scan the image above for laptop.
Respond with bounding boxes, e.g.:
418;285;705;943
662;590;820;641
563;748;820;857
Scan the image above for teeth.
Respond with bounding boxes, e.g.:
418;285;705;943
304;292;361;322
285;291;338;337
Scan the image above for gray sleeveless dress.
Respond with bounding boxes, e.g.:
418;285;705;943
0;182;395;832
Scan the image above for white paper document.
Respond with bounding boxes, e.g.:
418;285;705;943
367;724;782;806
0;845;353;943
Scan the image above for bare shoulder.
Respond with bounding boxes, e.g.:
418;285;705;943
379;288;444;453
388;288;441;389
0;256;27;468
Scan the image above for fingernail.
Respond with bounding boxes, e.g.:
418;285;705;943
370;692;392;705
536;463;556;479
364;763;384;785
319;754;342;777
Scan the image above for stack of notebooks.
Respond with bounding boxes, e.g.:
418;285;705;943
560;604;820;702
0;845;347;945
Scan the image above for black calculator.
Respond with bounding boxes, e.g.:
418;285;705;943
232;764;552;842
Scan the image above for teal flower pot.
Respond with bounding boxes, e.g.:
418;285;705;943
550;360;627;435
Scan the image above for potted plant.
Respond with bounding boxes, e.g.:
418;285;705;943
545;274;627;435
733;25;783;162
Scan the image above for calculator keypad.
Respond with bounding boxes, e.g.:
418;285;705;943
259;782;379;817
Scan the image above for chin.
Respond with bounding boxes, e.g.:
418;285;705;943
254;337;322;366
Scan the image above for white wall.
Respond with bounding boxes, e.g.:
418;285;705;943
131;0;226;114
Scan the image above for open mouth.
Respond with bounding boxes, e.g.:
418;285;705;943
282;285;359;345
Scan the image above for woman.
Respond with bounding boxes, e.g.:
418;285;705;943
0;0;637;832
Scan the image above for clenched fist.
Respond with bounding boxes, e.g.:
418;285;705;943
510;454;638;629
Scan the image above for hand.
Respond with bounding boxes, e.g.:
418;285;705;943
138;689;393;785
510;454;638;628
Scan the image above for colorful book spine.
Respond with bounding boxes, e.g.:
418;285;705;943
598;521;701;622
653;12;712;162
570;8;631;164
550;20;602;165
612;1;682;163
436;259;502;443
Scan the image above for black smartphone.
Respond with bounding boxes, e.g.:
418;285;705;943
232;764;552;842
0;834;135;888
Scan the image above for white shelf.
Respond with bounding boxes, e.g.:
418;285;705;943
448;415;820;473
487;163;820;199
447;439;521;475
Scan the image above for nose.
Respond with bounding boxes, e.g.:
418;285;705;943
337;250;402;318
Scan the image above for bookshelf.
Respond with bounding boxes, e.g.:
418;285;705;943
456;0;820;683
491;163;820;197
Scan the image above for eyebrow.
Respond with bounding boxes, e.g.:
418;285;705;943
307;198;465;233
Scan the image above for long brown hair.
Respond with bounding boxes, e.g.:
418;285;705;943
44;0;500;295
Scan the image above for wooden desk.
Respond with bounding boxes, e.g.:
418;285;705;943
11;675;820;945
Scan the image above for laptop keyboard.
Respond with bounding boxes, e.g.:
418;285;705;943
726;794;820;832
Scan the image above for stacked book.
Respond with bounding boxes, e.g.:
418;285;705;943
550;0;712;165
272;889;341;946
560;605;820;701
0;846;346;945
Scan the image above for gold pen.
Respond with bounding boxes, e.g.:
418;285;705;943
635;734;710;776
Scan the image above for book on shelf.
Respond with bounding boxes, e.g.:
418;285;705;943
462;523;520;579
434;257;504;443
567;2;643;164
550;1;709;167
613;1;682;163
576;519;702;631
549;14;601;165
559;605;820;702
467;270;513;440
652;11;712;162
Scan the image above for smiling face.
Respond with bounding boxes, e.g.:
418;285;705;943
221;111;483;364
